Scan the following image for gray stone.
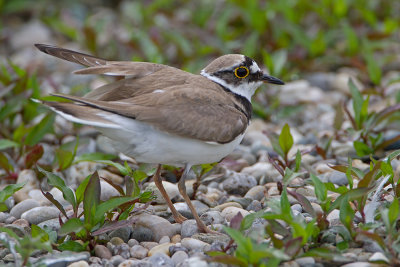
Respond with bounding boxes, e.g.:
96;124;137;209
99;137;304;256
131;214;178;242
13;169;40;203
327;171;349;186
181;219;199;238
112;243;130;259
191;233;230;245
169;245;188;256
199;211;225;225
227;197;252;209
110;255;125;266
28;189;51;206
159;236;170;244
130;245;148;259
241;162;274;182
3;224;28;237
0;212;11;223
127;239;139;247
222;172;257;195
21;206;59;225
38;218;62;231
171;200;209;219
246;200;262;211
221;207;250;222
326;209;340;226
33;251;90;267
109;227;132;243
244;185;266;201
181;238;211;251
130;226;154;242
148;252;174;267
294;257;315;266
67;260;89;267
171;250;188;265
118;259;153;267
10;199;40;219
145;181;179;204
94;245;112;260
291;204;303;213
100;181;120;201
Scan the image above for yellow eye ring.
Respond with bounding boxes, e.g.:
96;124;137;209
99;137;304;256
234;66;249;78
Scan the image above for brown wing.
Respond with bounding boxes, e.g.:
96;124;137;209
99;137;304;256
52;82;249;143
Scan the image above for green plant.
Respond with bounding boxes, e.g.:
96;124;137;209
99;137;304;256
266;123;302;175
0;183;25;211
0;225;52;266
38;166;154;250
344;79;400;158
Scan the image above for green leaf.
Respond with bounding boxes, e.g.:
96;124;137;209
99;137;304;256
281;189;291;219
354;141;373;157
339;196;355;231
388;197;399;226
83;171;100;226
76;174;91;205
0;139;20;150
95;160;129;176
93;196;139;225
349;79;364;129
74;152;116;163
294;150;301;172
38;166;77;210
0;152;14;173
282;168;301;186
279;123;293;157
58;240;87;252
59;218;85;236
310;174;327;202
24;113;55;146
328;187;372;213
0;183;25;203
268;132;285;159
31;224;49;242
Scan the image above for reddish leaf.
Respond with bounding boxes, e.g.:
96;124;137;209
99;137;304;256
284;237;302;257
229;212;243;230
40;188;67;218
25;144;44;169
101;176;124;195
287;189;316;218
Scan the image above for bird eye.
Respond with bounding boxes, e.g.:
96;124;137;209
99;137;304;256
234;66;249;78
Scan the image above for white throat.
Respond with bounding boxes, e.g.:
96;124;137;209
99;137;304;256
200;70;262;102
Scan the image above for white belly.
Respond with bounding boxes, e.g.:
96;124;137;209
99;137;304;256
97;114;244;166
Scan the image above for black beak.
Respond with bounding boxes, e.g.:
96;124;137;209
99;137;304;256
261;73;285;85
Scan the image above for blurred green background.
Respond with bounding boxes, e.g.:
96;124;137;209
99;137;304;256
1;0;399;81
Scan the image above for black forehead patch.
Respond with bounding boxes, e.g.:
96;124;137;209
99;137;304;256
244;56;255;68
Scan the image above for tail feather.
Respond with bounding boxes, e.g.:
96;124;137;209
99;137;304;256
34;44;107;67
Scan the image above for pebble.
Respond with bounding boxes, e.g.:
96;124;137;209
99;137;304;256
110;237;125;246
227;196;252;209
148;242;174;256
159;236;170;244
171;250;188;265
3;224;28;237
246;200;262;211
369;252;389;263
127;239;139;247
148;252;174;267
38;218;62;231
9;199;40;219
0;212;11;223
140;242;159;250
5;216;16;224
241;162;274;182
98;169;124;184
244;185;266;201
94;245;112;260
49;187;72;206
118;259;152;267
199;211;225;225
326;209;340;226
28;189;51;205
13;169;40;202
110;255;125;266
213;202;242;211
171;200;209;219
327;171;349;186
130;225;154;242
132;214;178;242
109;226;132;243
145;181;179;204
222;172;257;195
291;204;303;213
181;238;211;251
33;251;90;267
341;263;375;267
192;233;230;245
100;180;120;201
171;234;181;243
221;207;250;222
20;206;60;224
67;260;89;267
181;219;199;238
130;245;148;259
294;257;315;266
